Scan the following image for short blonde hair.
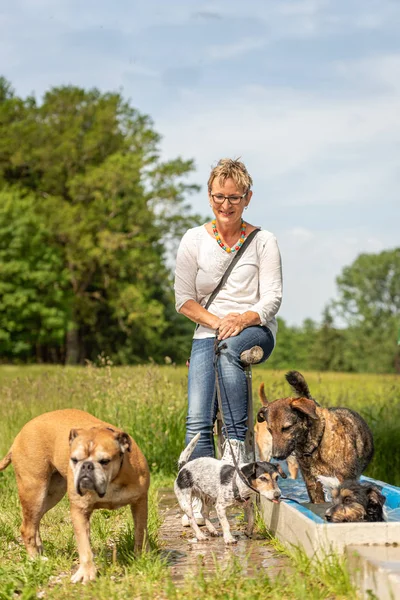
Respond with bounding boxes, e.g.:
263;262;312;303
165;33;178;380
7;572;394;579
207;158;253;193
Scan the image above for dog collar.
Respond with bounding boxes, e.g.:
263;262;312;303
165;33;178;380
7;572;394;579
302;445;318;458
233;473;252;503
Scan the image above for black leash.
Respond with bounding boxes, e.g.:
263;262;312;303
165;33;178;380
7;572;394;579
213;337;304;506
280;496;304;506
213;336;260;498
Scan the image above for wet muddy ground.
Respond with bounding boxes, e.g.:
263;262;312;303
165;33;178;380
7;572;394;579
158;488;290;583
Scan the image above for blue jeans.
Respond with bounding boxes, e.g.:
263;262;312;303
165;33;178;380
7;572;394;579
186;326;275;460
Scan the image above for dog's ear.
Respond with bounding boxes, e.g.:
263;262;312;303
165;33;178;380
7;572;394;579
240;463;257;480
257;407;268;423
367;486;386;507
290;397;318;420
115;431;132;453
259;382;269;406
69;428;83;445
276;464;287;479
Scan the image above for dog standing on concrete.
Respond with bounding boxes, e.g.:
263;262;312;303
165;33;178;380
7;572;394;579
0;409;150;583
255;382;299;479
174;433;286;544
319;476;386;522
256;371;374;503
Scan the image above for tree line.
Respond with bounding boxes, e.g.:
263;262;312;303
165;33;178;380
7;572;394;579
0;78;399;372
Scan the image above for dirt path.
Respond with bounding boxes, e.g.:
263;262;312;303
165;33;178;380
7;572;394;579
158;488;289;583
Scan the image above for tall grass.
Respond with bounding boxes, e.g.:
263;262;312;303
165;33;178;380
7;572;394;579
0;364;398;599
0;363;188;476
1;364;398;483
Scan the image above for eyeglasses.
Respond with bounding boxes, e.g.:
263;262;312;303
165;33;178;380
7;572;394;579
210;192;248;205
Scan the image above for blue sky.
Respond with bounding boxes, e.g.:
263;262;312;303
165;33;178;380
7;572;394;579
1;0;399;325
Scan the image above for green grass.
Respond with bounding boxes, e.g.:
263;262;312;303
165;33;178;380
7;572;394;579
0;364;398;598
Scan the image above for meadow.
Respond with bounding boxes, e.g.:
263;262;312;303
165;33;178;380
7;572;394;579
0;363;398;599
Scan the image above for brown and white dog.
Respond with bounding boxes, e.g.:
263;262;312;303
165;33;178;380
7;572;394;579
0;409;150;583
256;371;374;503
319;476;386;522
255;382;299;479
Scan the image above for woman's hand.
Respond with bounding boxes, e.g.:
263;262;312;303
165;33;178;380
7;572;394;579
179;300;222;330
210;315;222;330
217;313;245;340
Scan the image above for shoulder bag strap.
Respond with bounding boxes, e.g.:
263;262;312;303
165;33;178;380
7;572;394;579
203;227;260;311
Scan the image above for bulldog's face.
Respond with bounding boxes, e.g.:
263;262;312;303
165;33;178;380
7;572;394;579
69;427;131;497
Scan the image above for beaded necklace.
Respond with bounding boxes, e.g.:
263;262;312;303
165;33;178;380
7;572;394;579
212;219;246;253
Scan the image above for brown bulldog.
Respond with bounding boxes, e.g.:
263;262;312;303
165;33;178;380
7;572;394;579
0;409;150;583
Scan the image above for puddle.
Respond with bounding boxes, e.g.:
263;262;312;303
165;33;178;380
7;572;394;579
158;488;289;583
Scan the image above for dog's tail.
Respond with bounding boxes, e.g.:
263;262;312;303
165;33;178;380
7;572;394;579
285;371;313;399
258;382;268;406
0;450;12;471
177;433;201;471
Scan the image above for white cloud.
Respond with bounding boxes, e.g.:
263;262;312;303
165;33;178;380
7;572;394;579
335;54;400;93
206;38;268;61
287;227;315;241
355;13;384;30
126;63;160;79
156;51;400;324
279;0;327;17
2;0;399;326
278;227;394;325
158;75;400;208
353;0;400;31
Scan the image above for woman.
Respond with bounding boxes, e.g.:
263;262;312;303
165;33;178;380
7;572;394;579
174;158;282;523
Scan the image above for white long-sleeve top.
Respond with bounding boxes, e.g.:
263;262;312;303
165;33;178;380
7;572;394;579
174;225;282;340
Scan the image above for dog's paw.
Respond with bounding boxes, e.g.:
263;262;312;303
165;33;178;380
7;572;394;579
70;564;97;584
208;530;220;537
317;476;340;501
224;536;238;545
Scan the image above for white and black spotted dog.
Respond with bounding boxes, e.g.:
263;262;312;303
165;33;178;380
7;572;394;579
174;433;286;544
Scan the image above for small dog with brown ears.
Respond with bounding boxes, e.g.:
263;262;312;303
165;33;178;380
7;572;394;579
319;476;386;522
255;382;299;479
174;433;286;544
256;371;374;503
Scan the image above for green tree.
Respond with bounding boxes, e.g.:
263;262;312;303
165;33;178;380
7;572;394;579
266;317;300;370
0;188;70;361
332;248;400;373
0;79;201;363
311;308;347;372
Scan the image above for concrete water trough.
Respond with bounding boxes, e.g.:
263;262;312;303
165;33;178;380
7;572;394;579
260;474;400;598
